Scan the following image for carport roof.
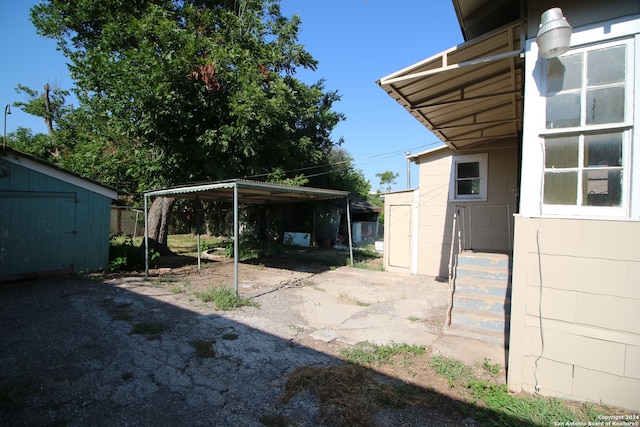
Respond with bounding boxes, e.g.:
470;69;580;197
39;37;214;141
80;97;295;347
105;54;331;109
144;179;350;204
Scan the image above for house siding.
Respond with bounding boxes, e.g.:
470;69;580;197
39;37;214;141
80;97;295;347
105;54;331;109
509;215;640;411
412;145;518;278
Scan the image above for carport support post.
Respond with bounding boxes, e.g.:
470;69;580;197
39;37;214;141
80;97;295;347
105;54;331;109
346;196;354;266
144;195;149;278
233;183;239;297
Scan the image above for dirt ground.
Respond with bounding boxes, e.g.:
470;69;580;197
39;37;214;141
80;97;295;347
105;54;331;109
0;253;506;426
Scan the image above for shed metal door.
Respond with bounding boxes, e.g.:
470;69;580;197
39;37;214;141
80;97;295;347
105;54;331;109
388;204;411;269
0;192;76;279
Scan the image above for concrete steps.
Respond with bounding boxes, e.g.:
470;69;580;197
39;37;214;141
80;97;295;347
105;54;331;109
445;252;511;348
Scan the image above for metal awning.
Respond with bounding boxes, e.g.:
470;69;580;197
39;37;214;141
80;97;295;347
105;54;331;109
144;179;350;203
377;21;524;150
143;179;354;295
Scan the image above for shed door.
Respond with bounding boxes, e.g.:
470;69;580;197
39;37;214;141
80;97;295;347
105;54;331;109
0;192;76;279
388;204;411;269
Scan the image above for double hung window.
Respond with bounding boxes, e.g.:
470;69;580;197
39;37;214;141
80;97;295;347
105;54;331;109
542;39;633;215
450;153;488;201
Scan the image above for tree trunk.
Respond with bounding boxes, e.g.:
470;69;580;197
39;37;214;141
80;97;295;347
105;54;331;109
146;197;176;255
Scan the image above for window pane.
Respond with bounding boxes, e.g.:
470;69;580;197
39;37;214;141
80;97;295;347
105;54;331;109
544;172;577;205
457;179;480;196
584;133;622;167
545;136;579;168
546;93;581;128
588;46;625;86
457;162;479;179
586;86;625;125
546;54;582;93
583;170;622;207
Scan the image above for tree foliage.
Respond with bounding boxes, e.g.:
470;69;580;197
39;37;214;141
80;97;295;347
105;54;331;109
29;0;366;194
13;84;70;138
376;170;399;192
27;0;370;250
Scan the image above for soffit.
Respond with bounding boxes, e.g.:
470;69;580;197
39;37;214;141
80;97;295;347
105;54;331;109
377;22;524;150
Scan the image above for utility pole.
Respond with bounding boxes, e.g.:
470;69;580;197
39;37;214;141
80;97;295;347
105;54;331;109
406;151;411;189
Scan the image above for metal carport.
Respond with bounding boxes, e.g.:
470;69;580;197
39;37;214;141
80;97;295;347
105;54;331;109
143;179;354;296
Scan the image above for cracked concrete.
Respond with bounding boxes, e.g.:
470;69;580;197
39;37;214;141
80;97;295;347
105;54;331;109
0;266;502;426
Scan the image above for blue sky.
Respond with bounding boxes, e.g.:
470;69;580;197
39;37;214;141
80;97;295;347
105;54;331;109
0;1;462;192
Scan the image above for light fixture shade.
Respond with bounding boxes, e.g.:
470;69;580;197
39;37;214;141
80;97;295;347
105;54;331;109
536;7;572;59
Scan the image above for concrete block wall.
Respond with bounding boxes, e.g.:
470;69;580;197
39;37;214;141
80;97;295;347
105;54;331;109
509;215;640;411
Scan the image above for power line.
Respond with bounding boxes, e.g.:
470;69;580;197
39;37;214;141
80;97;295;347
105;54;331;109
243;141;442;180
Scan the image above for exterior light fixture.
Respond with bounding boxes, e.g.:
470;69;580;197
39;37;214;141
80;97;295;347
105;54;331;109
536;7;572;59
3;104;10;150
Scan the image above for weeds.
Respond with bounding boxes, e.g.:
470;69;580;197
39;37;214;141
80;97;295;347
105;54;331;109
194;286;259;310
190;339;216;358
480;357;501;376
430;355;475;387
0;377;33;406
131;322;168;339
282;364;452;427
341;342;425;366
338;291;370;307
430;355;617;426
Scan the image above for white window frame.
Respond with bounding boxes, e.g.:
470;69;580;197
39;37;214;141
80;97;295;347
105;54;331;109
449;153;488;202
539;37;635;218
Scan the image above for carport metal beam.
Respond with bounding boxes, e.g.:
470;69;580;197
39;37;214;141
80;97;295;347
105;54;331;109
143;179;354;297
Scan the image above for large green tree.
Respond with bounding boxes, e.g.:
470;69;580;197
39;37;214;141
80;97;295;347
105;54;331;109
30;0;367;251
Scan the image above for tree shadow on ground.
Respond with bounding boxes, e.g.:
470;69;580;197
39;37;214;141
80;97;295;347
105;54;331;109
0;276;544;427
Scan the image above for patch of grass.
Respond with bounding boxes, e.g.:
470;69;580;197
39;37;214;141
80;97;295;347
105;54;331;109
152;275;179;285
221;333;239;340
190;339;216;358
430;355;619;426
0;377;34;405
194;286;259;310
353;260;384;271
430;355;476;388
338;291;370;307
341;342;425;366
169;281;191;294
258;414;290;427
480;358;501;377
101;301;133;321
408;315;422;322
131;322;168;339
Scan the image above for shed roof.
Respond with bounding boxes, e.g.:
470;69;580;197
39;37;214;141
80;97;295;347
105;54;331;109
144;179;349;204
2;147;119;199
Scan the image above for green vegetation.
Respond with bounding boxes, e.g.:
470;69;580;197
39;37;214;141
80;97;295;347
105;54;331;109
194;286;259;310
130;322;168;339
430;355;611;426
341;342;425;366
285;347;620;427
282;364;443;427
23;0;371;254
190;340;216;358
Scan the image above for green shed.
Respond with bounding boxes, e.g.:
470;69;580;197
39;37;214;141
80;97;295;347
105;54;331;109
0;148;118;281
